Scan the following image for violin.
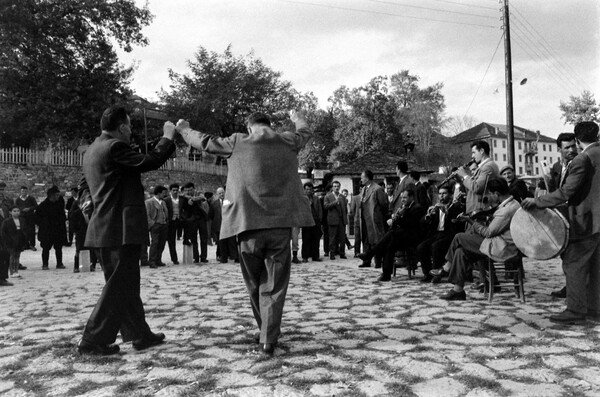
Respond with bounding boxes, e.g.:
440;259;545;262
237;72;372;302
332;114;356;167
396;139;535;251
466;205;498;221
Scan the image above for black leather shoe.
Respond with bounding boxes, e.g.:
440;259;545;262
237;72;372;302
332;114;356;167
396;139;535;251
18;264;27;270
330;254;335;260
261;342;276;356
339;255;347;259
200;259;209;263
0;279;14;286
549;309;586;324
42;266;49;270
440;289;466;301
358;262;371;268
312;258;322;262
132;332;165;350
157;262;167;267
375;275;391;282
172;261;179;265
551;286;567;298
292;256;300;264
430;268;448;277
149;263;158;269
420;275;433;283
56;264;66;269
357;253;369;260
374;263;382;269
77;340;120;355
431;275;442;284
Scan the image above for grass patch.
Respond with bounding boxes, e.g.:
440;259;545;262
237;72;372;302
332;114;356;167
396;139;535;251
12;375;47;395
67;381;103;396
138;357;156;370
385;381;418;397
455;374;504;393
3;360;26;372
186;373;218;394
76;353;124;365
154;355;185;368
151;376;187;387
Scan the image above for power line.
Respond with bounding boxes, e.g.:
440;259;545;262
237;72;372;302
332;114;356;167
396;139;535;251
423;0;497;11
464;33;504;117
364;0;497;19
279;0;499;28
510;17;583;93
510;6;591;91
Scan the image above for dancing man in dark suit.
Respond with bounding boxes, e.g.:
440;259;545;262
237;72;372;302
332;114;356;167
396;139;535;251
523;122;600;324
176;110;314;356
324;180;348;260
77;105;175;355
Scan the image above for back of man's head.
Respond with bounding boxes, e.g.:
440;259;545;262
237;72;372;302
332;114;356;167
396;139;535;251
397;161;408;174
409;170;420;181
574;121;599;144
100;105;128;132
487;177;509;196
246;112;271;128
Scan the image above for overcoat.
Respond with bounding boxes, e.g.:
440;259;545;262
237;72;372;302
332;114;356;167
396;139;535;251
358;182;388;245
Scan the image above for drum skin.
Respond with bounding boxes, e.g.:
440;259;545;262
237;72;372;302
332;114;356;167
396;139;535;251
510;208;569;260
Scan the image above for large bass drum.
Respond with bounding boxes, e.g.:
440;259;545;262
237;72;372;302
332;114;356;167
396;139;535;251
510;208;569;260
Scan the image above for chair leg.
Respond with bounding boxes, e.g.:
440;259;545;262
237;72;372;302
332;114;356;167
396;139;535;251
487;260;494;303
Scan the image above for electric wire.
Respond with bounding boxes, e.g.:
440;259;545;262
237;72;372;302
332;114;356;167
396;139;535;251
422;0;497;11
510;6;591;91
279;0;499;28
464;33;504;117
364;0;497;19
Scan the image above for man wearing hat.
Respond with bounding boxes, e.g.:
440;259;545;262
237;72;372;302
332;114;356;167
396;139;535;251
35;186;68;270
500;164;531;202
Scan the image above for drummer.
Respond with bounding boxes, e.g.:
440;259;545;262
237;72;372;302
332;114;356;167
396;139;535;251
431;178;521;301
522;121;600;324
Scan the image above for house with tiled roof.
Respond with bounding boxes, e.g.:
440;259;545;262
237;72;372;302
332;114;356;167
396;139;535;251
452;122;558;176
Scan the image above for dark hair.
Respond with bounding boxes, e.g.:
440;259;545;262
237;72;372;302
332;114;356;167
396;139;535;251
204;192;213;199
100;105;129;132
471;140;490;155
303;182;314;189
396;161;408;173
438;184;452;193
246;112;271;127
362;169;374;180
574;121;599;143
332;180;341;186
409;170;420;181
401;188;415;197
168;183;180;190
487;177;509;195
556;132;576;148
20;186;28;190
182;182;195;189
9;204;20;211
153;185;167;195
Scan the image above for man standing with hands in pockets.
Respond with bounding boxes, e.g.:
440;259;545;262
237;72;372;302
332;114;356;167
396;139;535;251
176;110;314;356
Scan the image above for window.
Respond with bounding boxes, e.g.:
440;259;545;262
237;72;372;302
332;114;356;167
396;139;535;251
536;167;539;175
494;154;498;161
549;157;552;163
535;156;538;163
543;144;546;151
543;156;547;161
503;154;507;161
518;154;522;162
502;140;506;148
493;139;497;147
519;167;523;174
518;141;522;150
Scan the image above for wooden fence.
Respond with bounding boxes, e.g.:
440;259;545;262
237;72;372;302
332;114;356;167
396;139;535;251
0;147;227;176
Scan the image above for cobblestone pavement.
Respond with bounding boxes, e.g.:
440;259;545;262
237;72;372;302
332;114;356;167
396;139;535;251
1;239;600;397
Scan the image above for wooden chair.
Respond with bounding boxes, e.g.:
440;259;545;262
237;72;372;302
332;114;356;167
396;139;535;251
393;248;418;279
484;255;525;303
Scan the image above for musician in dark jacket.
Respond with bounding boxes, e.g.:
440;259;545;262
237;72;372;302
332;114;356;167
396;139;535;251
500;165;531;202
417;184;465;282
359;188;425;282
77;105;175;355
35;186;68;270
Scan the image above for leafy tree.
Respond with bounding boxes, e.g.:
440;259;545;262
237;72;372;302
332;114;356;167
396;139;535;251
160;46;313;138
0;0;152;148
559;90;599;125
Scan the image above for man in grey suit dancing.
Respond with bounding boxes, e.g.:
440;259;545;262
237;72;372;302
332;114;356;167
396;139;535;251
176;110;314;356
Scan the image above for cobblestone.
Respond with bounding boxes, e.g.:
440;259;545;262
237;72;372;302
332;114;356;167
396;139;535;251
1;240;599;396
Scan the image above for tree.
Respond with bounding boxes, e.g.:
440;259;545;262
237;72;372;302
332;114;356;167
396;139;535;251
559;90;599;125
443;114;478;136
160;46;312;138
0;0;152;148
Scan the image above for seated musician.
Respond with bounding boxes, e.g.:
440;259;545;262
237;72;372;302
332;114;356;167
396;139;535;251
416;184;465;283
358;188;425;282
431;178;521;301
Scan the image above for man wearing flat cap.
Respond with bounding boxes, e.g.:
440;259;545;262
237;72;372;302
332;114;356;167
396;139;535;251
500;164;531;202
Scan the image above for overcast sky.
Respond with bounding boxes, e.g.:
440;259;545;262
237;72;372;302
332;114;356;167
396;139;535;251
117;0;599;138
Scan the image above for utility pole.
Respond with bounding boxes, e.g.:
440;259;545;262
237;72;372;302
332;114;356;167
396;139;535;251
503;0;516;170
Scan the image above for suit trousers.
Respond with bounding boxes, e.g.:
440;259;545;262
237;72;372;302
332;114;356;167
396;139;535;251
417;232;454;275
360;217;382;266
82;244;152;344
301;225;321;260
217;235;238;262
0;250;9;279
445;233;486;288
183;220;208;262
238;228;291;344
41;241;63;267
353;221;361;255
148;223;168;266
167;219;182;263
328;224;346;256
561;234;600;315
291;227;300;252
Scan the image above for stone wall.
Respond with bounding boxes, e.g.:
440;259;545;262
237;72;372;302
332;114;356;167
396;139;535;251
0;164;227;200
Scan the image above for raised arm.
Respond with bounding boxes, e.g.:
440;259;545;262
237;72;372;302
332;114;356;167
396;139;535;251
175;120;235;157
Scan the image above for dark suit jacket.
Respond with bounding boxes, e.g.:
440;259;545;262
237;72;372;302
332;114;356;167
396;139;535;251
323;192;348;226
180;119;314;239
359;182;389;244
536;142;600;240
180;196;209;224
82;134;175;247
145;197;169;228
414;181;431;209
1;217;28;251
208;199;223;236
422;201;465;237
508;178;532;202
35;198;67;245
546;161;565;192
391;202;426;244
389;176;415;214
